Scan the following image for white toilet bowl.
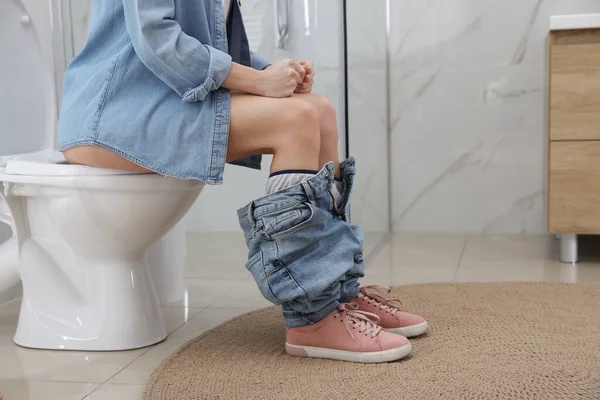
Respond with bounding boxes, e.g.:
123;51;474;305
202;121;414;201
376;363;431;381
146;220;188;306
0;157;203;351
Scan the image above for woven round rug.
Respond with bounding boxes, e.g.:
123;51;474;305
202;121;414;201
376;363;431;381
143;282;600;400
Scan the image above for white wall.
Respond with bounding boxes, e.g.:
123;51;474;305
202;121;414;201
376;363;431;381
389;0;600;234
68;0;92;54
2;0;56;156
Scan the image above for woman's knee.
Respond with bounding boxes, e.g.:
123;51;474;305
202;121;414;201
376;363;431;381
280;99;321;152
287;97;321;127
312;95;338;123
311;95;338;144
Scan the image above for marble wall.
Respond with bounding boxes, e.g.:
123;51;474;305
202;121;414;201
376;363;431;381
389;0;600;234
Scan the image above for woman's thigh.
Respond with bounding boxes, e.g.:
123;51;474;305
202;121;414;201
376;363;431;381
62;145;152;172
226;93;320;163
63;93;321;172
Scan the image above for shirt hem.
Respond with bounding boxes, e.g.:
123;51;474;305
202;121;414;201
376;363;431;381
58;140;224;185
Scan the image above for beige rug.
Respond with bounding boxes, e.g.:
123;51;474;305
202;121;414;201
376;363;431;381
143;282;600;400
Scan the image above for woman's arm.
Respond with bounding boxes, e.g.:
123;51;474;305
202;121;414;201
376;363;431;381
224;59;305;98
221;63;262;94
123;0;303;99
123;0;234;102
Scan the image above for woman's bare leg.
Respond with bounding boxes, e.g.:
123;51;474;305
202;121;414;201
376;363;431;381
293;93;340;176
63;146;152;172
227;93;321;173
64;93;322;174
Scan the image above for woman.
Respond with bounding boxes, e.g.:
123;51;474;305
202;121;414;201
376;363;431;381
58;0;427;363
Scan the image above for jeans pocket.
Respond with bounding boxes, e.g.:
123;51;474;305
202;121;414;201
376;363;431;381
245;251;278;304
262;202;314;238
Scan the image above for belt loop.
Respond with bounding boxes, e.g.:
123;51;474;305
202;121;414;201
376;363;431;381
301;181;316;205
326;163;334;189
246;201;256;228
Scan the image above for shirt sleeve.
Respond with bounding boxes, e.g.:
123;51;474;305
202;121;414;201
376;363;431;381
250;51;271;70
122;0;233;103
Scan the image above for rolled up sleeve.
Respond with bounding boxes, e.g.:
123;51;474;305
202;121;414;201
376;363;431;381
123;0;232;102
250;51;271;70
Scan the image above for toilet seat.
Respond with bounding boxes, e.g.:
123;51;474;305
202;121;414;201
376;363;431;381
5;160;146;177
0;164;197;191
0;152;179;191
0;149;146;176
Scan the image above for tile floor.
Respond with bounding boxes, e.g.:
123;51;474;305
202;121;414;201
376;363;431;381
0;233;598;399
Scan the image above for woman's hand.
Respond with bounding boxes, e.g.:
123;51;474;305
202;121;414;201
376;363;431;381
295;60;315;94
256;59;306;98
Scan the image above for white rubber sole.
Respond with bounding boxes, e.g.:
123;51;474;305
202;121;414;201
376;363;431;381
285;342;412;363
386;321;429;338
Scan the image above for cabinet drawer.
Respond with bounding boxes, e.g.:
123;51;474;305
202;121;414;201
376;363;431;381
549;141;600;233
550;42;600;141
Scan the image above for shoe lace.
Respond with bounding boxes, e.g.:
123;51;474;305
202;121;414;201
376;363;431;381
335;303;382;339
361;285;405;316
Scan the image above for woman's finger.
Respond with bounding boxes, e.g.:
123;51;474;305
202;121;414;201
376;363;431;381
304;64;315;83
300;60;313;75
295;81;313;93
290;61;306;79
292;71;303;84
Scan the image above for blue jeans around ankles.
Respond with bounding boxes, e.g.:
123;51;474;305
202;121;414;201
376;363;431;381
334;158;366;303
237;161;365;327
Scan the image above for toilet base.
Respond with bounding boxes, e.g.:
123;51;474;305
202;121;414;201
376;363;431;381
13;324;167;352
14;256;168;351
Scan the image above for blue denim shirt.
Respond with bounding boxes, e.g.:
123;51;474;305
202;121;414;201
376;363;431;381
57;0;270;183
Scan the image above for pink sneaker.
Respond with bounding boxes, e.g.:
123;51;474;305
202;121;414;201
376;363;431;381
352;286;428;338
285;303;411;363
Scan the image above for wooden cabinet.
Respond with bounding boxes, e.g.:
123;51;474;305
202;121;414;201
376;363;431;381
549;142;600;233
548;28;600;261
550;42;600;141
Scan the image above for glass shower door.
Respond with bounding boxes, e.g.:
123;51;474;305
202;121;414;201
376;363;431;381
345;0;391;256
